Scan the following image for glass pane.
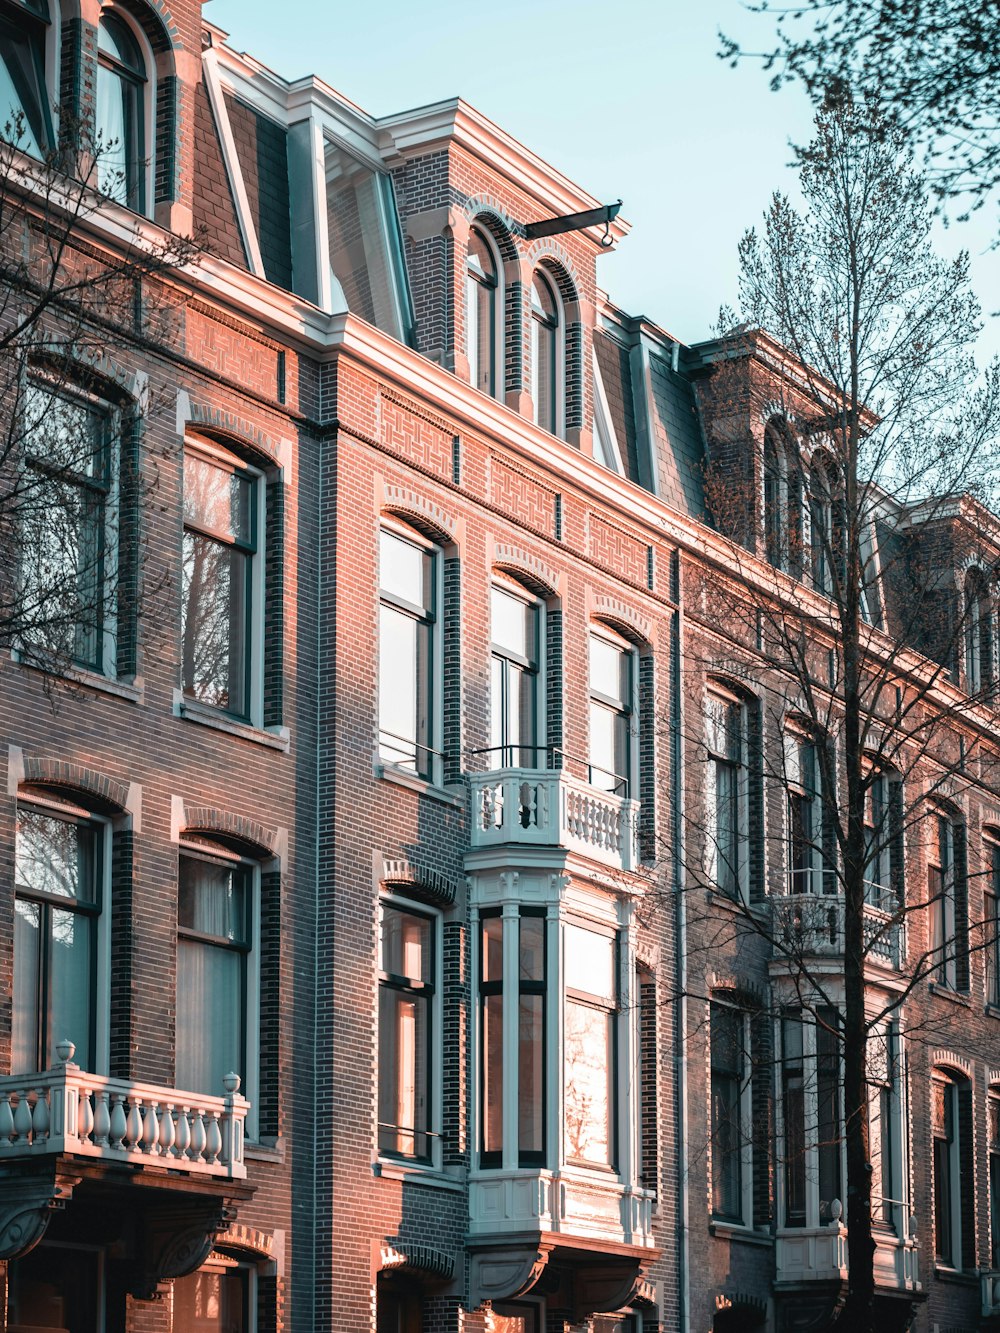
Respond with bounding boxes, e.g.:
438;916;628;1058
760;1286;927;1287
492;587;532;659
325;139;404;339
518;994;543;1155
23;384;106;479
467;267;495;397
176;937;243;1095
184;453;253;545
0;10;50;156
482;993;503;1156
715;758;739;894
482;915;503;983
564;1000;612;1165
378;603;421;768
182;531;249;717
378;987;428;1157
16;811;97;903
173;1267;248;1333
490;655;504;760
380;906;431;984
590;635;626;703
380;530;429;607
12;900;40;1072
564;924;614;1000
590;701;626;792
8;1243;101;1333
531;315;555;432
519;915;544;983
49;906;94;1069
179;857;249;945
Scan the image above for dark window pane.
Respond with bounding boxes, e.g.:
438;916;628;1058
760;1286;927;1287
181;531;250;717
380;906;432;984
518;994;543;1156
0;8;51;156
173;1266;249;1333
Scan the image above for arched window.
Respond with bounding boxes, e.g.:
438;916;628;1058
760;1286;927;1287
809;454;843;595
96;12;147;211
0;0;53;157
467;226;500;399
530;270;559;436
378;520;439;780
763;421;802;574
964;567;994;696
932;1068;973;1269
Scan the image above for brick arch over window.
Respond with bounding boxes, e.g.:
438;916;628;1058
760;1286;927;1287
108;0;180;54
20;757;130;815
492;543;560;599
181;805;279;860
381;486;457;548
183;400;287;473
591;594;652;648
529;252;584;435
466;207;518;265
381;857;457;908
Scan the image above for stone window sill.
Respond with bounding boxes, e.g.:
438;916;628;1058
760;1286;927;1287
372;1158;464;1192
710;1221;773;1247
173;690;290;752
11;650;144;704
376;762;464;808
928;982;972;1008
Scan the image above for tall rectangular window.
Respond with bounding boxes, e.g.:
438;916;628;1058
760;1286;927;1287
378;526;436;778
868;1024;898;1230
14;806;102;1072
706;691;747;899
781;1012;806;1228
589;631;633;796
988;838;1000;1008
176;850;253;1098
480;911;504;1164
564;923;616;1168
787;734;826;894
929;815;967;990
0;1;53;157
816;1009;842;1222
933;1074;961;1266
21;382;117;674
491;584;539;768
865;771;903;911
378;901;434;1161
710;1003;747;1223
990;1093;1000;1268
182;445;258;720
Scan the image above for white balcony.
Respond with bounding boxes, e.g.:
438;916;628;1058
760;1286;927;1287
469;1167;655;1248
469;768;640;873
776;1224;919;1291
0;1049;248;1181
771;890;904;969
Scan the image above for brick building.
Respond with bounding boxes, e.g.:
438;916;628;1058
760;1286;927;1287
1;3;999;1333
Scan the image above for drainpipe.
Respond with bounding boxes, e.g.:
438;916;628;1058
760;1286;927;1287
670;554;690;1333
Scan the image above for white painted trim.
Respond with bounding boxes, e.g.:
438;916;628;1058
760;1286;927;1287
592;348;626;475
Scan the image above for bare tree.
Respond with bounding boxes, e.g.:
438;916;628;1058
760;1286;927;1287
0;116;195;685
720;0;1000;233
681;98;1000;1330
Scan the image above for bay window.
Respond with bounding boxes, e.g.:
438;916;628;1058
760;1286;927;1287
706;689;748;899
378;524;437;778
868;1023;901;1231
96;12;147;212
564;923;617;1168
14;803;106;1073
779;1008;843;1228
181;442;261;722
378;900;435;1162
491;581;540;768
21;380;118;675
176;848;256;1104
589;630;634;796
0;0;52;157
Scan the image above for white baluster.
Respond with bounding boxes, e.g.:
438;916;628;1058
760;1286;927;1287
77;1089;95;1145
189;1108;207;1161
93;1091;111;1147
31;1089;49;1141
158;1103;175;1157
125;1098;143;1151
142;1101;159;1154
0;1096;15;1147
109;1093;127;1148
13;1093;33;1146
205;1111;222;1163
174;1105;191;1159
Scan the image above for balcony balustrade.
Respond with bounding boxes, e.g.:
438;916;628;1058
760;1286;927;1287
771;884;904;968
469;767;640;873
0;1044;247;1180
776;1218;918;1291
469;1167;655;1248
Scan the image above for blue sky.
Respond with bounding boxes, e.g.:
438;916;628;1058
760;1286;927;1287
207;0;1000;362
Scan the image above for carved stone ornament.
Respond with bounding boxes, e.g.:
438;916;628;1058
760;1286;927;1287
0;1170;79;1258
469;1243;555;1309
131;1201;238;1302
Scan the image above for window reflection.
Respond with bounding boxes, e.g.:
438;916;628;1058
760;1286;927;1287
96;13;146;211
0;0;52;157
564;924;616;1167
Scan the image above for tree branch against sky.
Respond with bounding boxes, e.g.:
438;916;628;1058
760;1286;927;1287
685;99;1000;1331
720;0;1000;237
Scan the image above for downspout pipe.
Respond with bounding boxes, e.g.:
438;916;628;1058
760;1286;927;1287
670;554;690;1333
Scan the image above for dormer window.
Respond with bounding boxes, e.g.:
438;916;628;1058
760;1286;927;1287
763;421;802;574
467;227;500;399
964;567;994;696
96;12;147;212
0;0;53;157
531;271;560;436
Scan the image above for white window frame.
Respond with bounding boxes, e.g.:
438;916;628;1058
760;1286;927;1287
709;999;753;1227
95;4;156;217
377;517;442;785
490;573;544;771
181;436;267;728
530;269;564;440
176;839;261;1143
588;624;638;799
776;1007;846;1231
591;349;625;474
932;1070;964;1269
705;685;750;902
376;892;442;1172
784;727;829;896
173;1253;258;1333
13;793;112;1075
